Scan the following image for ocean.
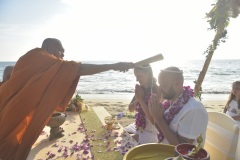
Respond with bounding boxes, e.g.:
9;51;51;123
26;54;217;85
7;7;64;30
1;60;239;100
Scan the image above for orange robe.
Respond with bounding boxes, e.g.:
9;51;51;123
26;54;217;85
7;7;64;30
0;48;80;160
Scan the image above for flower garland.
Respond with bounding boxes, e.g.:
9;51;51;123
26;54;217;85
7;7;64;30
158;86;194;142
135;92;151;132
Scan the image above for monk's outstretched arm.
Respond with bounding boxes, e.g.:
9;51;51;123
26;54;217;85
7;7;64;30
78;62;134;76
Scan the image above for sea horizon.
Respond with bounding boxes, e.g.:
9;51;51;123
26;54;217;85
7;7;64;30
1;59;239;96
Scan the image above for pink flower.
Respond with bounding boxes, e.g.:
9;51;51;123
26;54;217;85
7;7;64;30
46;153;55;159
83;150;89;154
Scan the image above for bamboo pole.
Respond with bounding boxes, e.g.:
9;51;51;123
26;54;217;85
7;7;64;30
194;23;224;96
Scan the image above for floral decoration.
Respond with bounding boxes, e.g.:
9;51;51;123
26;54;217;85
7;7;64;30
66;93;86;112
135;92;151;132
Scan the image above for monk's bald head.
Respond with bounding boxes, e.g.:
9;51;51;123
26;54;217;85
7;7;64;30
3;66;14;83
41;38;64;59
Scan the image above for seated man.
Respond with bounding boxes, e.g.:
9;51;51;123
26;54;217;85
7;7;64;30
0;65;14;85
149;66;208;145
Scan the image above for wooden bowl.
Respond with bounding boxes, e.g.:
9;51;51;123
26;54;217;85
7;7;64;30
46;112;66;127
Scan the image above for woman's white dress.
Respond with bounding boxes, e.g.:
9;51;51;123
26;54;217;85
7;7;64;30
226;100;240;127
124;118;159;144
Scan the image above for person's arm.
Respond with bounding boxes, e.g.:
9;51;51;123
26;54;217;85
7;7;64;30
149;94;194;145
152;110;181;145
128;96;138;112
78;62;133;76
138;98;154;124
231;115;240;120
153;111;194;145
135;84;154;124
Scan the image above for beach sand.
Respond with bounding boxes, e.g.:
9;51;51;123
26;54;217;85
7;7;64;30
81;94;228;127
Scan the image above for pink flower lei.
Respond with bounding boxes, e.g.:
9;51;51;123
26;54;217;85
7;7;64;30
135;92;151;132
158;86;194;142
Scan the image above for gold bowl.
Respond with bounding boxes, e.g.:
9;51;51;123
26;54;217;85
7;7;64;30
123;143;175;160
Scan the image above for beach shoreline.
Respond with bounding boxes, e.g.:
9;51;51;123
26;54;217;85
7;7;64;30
80;93;227;127
80;93;229;101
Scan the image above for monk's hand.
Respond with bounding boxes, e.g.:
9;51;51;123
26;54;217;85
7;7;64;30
149;93;164;122
135;84;144;101
112;62;134;72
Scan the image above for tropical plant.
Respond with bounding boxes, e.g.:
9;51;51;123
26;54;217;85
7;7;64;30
66;93;84;111
194;0;240;97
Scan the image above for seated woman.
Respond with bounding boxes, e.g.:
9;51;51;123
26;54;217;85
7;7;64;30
224;81;240;127
124;64;160;144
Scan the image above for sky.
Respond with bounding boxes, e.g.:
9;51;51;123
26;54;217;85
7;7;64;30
1;0;240;64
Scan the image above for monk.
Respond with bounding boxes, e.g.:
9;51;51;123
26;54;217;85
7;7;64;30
0;38;134;160
0;65;14;85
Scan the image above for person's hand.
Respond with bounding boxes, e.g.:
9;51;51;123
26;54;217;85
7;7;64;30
112;62;134;72
148;93;164;122
135;84;144;101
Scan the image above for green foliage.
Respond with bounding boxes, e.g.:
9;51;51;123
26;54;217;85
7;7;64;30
66;92;84;111
206;1;230;30
124;111;136;119
111;111;135;119
195;0;240;97
204;0;240;46
75;93;84;102
65;105;72;111
194;80;203;101
203;0;232;55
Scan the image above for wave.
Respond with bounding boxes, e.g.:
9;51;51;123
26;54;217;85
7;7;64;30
76;89;230;95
